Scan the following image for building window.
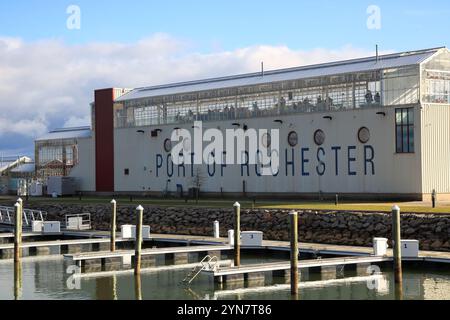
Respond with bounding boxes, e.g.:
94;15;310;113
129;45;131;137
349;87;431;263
124;168;130;175
395;108;414;153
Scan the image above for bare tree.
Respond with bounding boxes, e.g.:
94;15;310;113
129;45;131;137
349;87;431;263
190;167;206;203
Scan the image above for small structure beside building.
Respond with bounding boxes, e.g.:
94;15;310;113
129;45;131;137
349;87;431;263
34;126;92;194
0;156;34;195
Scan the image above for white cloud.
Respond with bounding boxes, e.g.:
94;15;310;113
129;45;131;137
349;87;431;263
63;115;91;128
0;33;384;154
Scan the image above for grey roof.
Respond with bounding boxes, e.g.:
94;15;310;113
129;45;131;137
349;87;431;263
0;156;33;174
10;163;35;174
116;47;445;103
36;126;92;141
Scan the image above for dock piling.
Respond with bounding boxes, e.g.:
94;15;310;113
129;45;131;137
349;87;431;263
14;260;22;300
134;205;144;275
213;221;220;238
233;202;241;267
134;274;142;300
392;205;403;285
14;202;22;262
14;201;22;300
289;211;299;296
110;199;117;252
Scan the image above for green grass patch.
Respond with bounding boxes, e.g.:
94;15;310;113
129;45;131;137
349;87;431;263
1;195;450;214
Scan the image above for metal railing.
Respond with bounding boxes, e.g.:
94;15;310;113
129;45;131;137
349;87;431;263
0;206;46;226
64;213;91;230
181;255;219;285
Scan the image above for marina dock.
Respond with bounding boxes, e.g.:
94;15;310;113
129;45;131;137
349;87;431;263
64;244;233;271
0;237;132;258
205;255;392;285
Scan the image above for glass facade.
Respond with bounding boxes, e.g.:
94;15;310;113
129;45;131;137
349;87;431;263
115;68;416;129
113;51;450;129
35;140;79;179
422;50;450;104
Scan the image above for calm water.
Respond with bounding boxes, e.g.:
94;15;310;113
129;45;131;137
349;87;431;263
1;254;450;300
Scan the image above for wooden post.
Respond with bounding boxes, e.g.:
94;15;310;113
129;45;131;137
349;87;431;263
134;205;144;275
14;202;22;262
14;201;22;300
233;202;241;267
134;274;142;300
14;260;22;300
392;205;403;285
110;199;117;252
289;211;299;296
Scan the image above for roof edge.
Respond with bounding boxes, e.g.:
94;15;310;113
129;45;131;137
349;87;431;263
132;47;444;93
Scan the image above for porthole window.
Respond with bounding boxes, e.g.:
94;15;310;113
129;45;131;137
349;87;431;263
261;133;271;148
183;137;191;152
164;138;172;152
358;127;370;144
288;131;298;147
314;129;325;146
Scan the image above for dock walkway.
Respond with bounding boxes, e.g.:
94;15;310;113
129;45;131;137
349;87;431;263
65;244;233;262
206;255;391;277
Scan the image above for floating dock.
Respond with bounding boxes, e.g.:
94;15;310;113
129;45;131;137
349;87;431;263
0;237;131;258
64;244;233;272
205;255;392;285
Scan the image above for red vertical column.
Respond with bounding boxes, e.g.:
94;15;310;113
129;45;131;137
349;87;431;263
95;88;115;192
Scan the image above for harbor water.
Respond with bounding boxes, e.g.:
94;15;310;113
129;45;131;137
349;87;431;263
1;253;450;300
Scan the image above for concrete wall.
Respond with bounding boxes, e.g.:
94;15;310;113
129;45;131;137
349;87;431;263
18;203;450;252
69;137;95;191
114;105;423;197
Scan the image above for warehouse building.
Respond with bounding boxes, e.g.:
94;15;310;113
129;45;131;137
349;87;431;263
39;47;450;200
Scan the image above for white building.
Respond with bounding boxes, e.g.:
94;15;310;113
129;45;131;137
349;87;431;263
40;47;450;200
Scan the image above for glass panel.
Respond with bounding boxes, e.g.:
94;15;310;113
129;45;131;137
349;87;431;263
395;109;402;124
408;125;414;152
402;109;408;124
402;126;409;152
396;126;403;153
407;108;414;124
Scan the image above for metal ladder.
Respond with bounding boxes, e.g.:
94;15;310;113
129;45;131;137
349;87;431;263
181;255;219;285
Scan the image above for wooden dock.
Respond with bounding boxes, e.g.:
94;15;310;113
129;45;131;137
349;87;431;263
0;237;132;259
205;255;392;286
64;244;233;272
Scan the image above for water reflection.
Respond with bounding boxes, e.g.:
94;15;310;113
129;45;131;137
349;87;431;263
1;257;450;300
96;275;118;300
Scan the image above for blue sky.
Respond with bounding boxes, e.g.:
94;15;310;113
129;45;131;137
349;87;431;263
0;0;449;157
1;0;449;51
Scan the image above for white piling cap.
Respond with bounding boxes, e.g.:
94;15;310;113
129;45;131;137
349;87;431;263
111;199;116;204
14;202;20;208
392;205;400;211
17;198;23;203
136;205;144;211
233;202;241;207
289;210;298;215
